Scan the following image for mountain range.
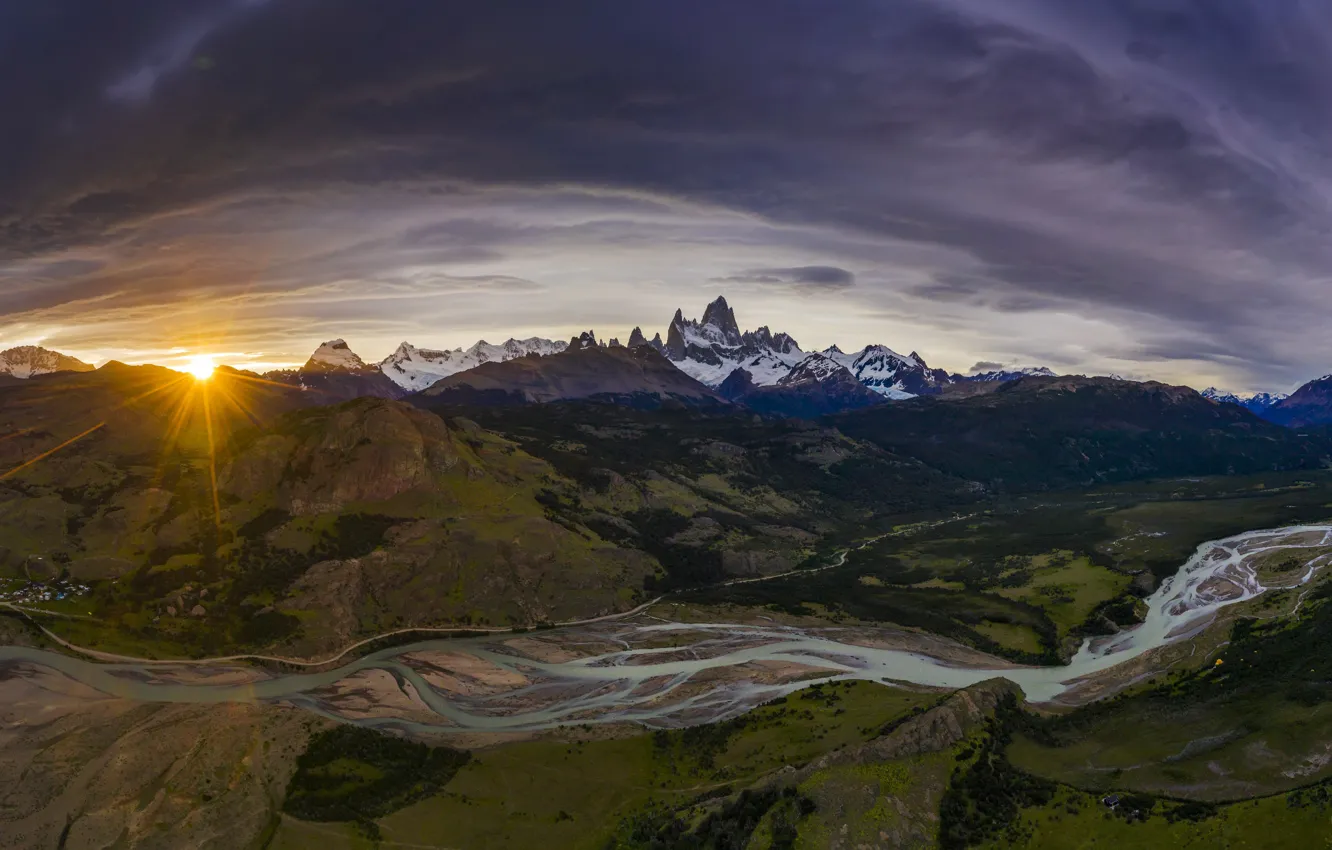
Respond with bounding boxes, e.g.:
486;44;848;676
20;295;1332;426
1200;387;1288;415
380;337;569;392
1257;376;1332;429
657;296;958;398
0;299;1038;411
419;331;723;408
2;333;1330;667
262;296;1057;416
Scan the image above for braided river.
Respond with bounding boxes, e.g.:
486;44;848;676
4;524;1331;733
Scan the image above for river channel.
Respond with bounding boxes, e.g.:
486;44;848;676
3;524;1330;732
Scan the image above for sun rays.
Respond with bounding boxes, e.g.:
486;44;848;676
186;355;216;382
0;358;296;532
0;423;107;481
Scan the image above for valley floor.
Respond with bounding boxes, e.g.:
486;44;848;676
8;472;1332;847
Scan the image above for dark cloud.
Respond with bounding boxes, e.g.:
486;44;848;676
969;361;1004;373
5;1;1332;388
712;266;855;291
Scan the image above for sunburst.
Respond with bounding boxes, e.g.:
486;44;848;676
185;355;216;382
1;354;294;534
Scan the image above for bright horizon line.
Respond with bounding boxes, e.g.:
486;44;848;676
5;325;1299;395
55;350;1271;397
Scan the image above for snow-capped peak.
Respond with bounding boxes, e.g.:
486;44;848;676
0;345;95;379
820;344;946;399
667;296;749;356
378;336;568;391
965;365;1057;383
1200;387;1239;403
779;353;850;385
1200;387;1288;413
699;296;742;346
663;297;806;387
304;339;367;372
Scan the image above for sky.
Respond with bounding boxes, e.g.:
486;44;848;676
4;1;1332;391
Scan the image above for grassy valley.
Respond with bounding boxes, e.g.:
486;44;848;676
7;367;1332;849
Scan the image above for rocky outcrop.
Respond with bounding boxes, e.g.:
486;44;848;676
568;330;600;350
628;327;665;352
220;398;461;514
0;694;320;850
664;297;807;386
741;680;1024;849
811;679;1019;773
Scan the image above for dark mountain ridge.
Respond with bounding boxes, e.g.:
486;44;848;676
836;375;1332;491
1263;375;1332;428
418;335;724;408
263;339;405;403
719;353;886;418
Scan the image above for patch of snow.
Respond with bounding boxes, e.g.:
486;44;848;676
0;345;93;379
379;337;567;391
308;339;367;371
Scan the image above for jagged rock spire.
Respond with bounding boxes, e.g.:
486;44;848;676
568;330;599;350
700;296;742;346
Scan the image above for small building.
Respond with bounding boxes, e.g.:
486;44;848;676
1102;795;1121;809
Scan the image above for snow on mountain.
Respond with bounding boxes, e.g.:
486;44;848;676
658;296;962;399
304;339;368;373
1200;387;1241;404
1201;387;1288;414
295;296;1053;406
1250;392;1289;409
779;353;846;385
379;337;567;391
820;344;953;399
962;366;1057;383
568;331;599;350
719;352;887;417
0;345;94;378
664;297;806;387
268;341;404;400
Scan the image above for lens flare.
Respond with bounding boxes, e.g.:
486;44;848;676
186;355;216;381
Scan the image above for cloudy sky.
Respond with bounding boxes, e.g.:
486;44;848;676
4;0;1332;391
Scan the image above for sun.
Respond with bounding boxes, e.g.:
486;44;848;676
185;355;216;382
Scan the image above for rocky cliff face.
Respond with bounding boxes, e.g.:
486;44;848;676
627;326;664;352
810;679;1020;772
774;680;1023;850
664;296;808;386
221;398;462;514
0;693;319;850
